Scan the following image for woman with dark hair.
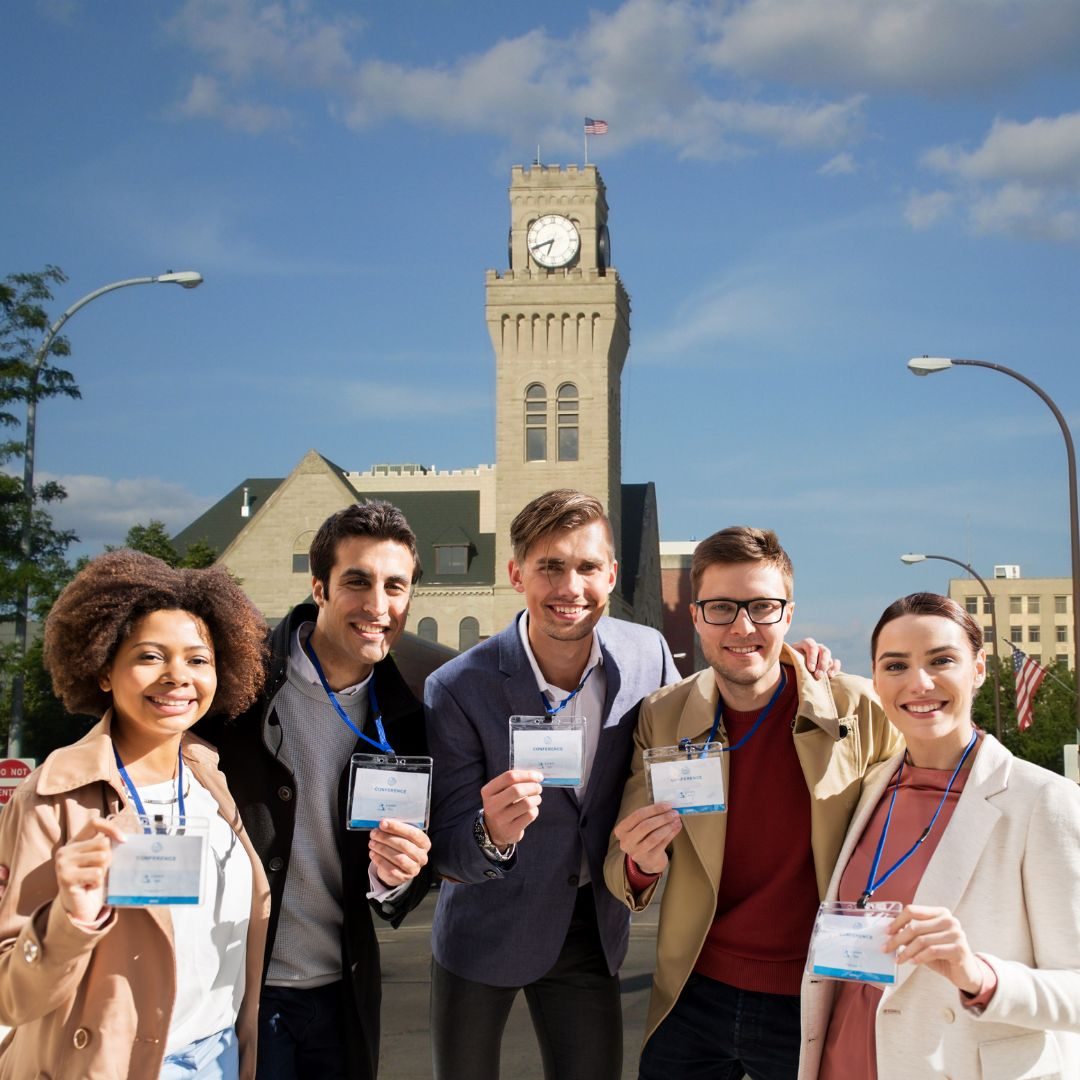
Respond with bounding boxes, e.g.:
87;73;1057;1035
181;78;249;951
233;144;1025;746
798;592;1080;1079
0;550;271;1079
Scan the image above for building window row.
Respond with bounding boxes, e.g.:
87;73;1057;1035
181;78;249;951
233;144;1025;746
416;616;481;652
524;382;579;462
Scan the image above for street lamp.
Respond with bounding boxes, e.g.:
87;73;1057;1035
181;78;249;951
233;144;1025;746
7;271;204;756
907;355;1080;734
900;552;1002;740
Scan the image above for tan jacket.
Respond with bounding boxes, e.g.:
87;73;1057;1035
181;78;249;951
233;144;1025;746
603;645;902;1042
0;716;271;1080
799;735;1080;1080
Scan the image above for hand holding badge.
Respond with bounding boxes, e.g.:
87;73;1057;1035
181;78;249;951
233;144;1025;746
644;743;726;814
807;900;902;984
509;715;586;787
107;813;208;907
348;754;432;830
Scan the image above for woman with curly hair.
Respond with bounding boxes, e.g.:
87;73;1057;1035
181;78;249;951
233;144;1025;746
0;550;271;1080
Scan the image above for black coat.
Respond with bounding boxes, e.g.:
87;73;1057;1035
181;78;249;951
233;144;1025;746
197;603;431;1080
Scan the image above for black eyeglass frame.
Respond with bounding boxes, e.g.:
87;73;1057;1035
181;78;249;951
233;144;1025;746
692;597;791;626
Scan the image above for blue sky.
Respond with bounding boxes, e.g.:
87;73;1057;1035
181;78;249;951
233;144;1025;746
5;0;1080;672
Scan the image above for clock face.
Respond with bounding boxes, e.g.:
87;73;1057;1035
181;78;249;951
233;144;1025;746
527;215;581;268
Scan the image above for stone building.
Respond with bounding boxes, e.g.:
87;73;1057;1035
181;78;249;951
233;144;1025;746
946;565;1075;670
174;164;664;650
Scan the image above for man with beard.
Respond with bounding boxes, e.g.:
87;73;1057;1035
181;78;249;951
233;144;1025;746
606;526;902;1080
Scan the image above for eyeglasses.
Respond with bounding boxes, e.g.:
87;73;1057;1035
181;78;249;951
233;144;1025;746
693;597;790;626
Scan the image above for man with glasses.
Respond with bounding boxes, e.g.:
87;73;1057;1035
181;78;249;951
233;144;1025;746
605;526;902;1080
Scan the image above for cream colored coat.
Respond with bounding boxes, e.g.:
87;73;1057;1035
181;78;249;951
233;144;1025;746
798;734;1080;1080
604;646;902;1042
0;716;271;1080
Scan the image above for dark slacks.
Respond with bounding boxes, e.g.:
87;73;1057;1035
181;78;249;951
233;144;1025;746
639;972;801;1080
256;981;350;1080
431;886;622;1080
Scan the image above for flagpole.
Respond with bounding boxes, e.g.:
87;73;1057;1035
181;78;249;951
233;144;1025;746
584;126;589;165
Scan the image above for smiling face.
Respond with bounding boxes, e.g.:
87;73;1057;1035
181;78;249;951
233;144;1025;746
691;560;793;708
872;613;985;762
309;535;414;688
509;519;617;647
100;609;217;746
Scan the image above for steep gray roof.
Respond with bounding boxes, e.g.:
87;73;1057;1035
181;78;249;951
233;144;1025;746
172;478;282;559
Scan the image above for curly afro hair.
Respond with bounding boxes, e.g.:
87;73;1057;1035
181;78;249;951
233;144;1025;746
44;549;268;720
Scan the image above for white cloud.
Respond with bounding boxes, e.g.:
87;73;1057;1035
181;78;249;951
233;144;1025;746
168;0;866;160
969;184;1080;243
42;473;214;552
707;0;1080;94
916;112;1080;243
174;74;293;134
168;0;361;85
819;151;856;176
904;189;953;229
923;112;1080;188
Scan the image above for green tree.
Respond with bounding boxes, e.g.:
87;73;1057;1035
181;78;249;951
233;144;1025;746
973;654;1077;775
118;519;181;565
115;519;218;569
0;267;82;751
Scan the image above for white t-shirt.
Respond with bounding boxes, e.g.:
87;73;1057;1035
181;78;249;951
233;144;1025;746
134;769;253;1054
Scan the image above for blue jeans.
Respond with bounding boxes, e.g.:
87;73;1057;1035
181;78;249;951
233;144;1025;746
160;1026;238;1079
256;983;349;1080
639;973;801;1080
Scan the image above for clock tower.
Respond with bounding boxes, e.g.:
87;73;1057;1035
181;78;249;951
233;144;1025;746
486;164;631;625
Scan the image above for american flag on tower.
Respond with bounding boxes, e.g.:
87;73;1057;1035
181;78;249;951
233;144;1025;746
1012;648;1047;732
584;117;609;135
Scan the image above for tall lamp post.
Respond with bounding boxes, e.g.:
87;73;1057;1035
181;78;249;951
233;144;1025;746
7;271;203;756
908;355;1080;735
900;552;1003;740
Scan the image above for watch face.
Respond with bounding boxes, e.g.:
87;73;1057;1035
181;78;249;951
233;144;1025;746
527;215;580;268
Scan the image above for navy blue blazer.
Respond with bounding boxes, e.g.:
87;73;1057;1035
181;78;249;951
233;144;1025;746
426;614;678;987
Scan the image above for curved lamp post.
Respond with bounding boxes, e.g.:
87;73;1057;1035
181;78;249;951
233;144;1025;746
7;271;204;756
907;355;1080;735
900;552;1002;739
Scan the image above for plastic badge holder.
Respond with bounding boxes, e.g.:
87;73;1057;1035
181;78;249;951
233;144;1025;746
806;900;903;984
107;813;208;906
347;754;433;831
509;715;586;787
644;743;726;814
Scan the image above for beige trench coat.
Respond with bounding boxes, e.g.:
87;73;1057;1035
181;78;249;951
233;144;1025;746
604;645;902;1043
0;715;270;1079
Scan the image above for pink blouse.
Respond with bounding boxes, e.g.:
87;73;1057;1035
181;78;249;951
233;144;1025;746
817;745;994;1079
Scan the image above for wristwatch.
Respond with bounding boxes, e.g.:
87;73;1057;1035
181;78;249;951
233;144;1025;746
474;809;515;862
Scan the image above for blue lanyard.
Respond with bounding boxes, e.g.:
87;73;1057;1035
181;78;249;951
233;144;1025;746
541;663;596;717
303;638;394;754
113;745;186;828
690;667;788;758
858;728;978;908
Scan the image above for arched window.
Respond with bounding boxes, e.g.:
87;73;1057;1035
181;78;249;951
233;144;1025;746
458;616;480;651
292;531;315;574
557;382;579;461
525;383;547;461
417;617;439;643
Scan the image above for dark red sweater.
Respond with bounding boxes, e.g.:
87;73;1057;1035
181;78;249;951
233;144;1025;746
692;666;820;996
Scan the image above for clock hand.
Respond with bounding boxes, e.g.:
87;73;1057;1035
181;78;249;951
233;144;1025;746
531;239;556;255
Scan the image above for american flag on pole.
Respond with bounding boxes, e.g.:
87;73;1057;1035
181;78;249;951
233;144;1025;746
584;117;609;135
1013;648;1047;732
